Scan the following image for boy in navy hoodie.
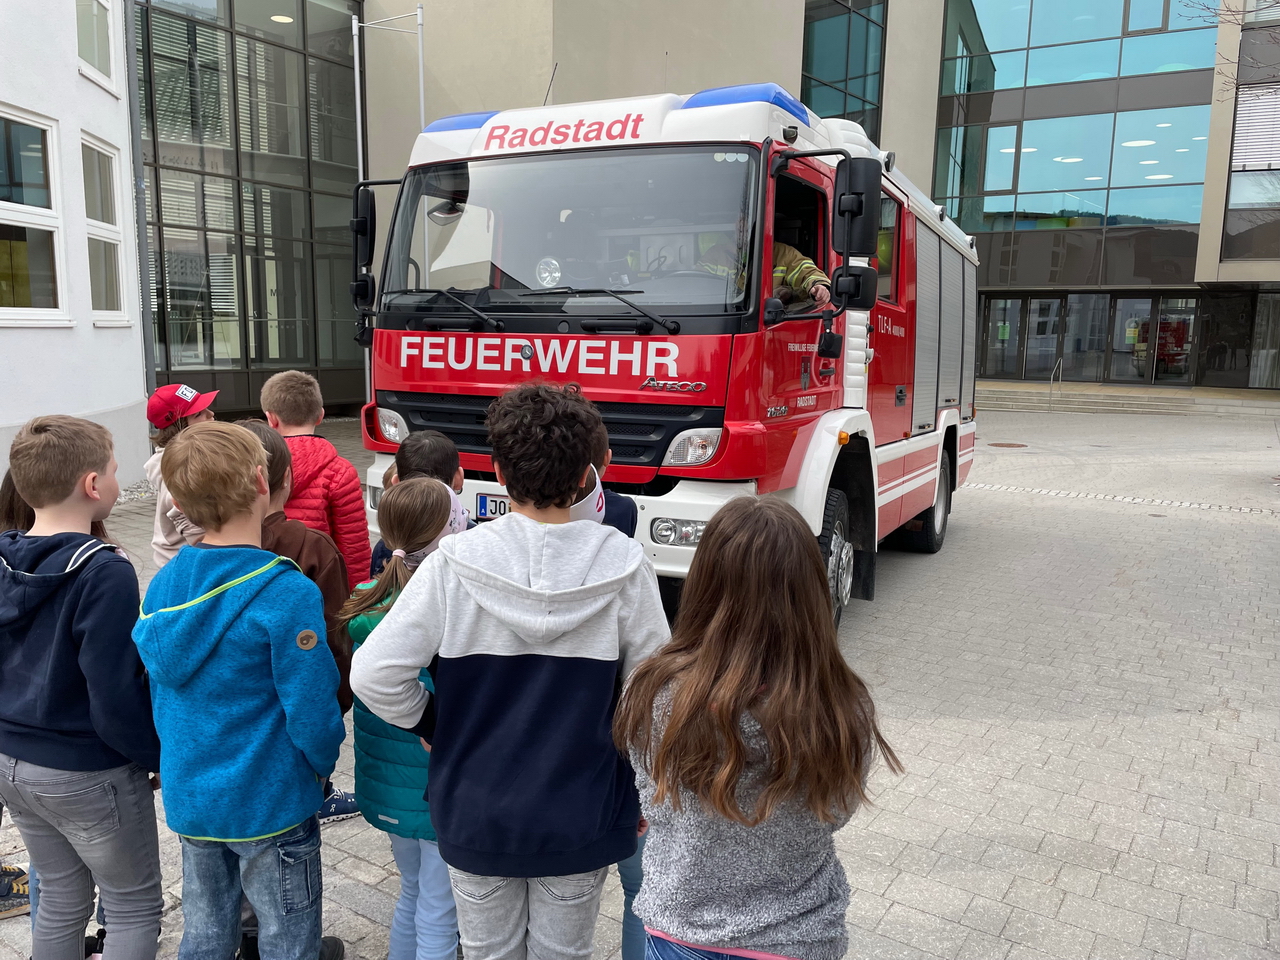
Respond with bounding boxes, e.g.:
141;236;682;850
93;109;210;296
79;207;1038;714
351;384;670;960
0;416;163;960
133;421;346;960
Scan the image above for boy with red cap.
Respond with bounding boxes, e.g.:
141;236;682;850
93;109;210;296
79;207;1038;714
144;384;217;568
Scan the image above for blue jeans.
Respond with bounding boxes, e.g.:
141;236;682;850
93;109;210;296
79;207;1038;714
617;834;646;960
388;834;458;960
177;816;323;960
646;936;745;960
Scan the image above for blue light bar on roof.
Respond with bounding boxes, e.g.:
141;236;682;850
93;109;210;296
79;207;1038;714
681;83;811;127
423;110;500;133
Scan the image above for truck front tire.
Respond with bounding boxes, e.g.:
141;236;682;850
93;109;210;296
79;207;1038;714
817;488;855;626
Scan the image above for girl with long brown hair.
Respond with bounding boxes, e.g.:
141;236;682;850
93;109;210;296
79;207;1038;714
614;496;902;960
339;476;466;960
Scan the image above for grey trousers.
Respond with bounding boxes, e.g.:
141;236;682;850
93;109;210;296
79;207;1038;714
0;754;162;960
447;867;607;960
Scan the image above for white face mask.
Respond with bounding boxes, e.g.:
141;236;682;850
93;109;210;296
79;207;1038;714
568;465;606;524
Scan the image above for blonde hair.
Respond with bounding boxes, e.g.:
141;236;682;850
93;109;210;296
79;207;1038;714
339;478;451;624
260;370;324;427
162;421;267;531
8;416;113;509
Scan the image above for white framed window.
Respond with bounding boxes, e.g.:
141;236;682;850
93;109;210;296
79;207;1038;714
82;137;128;324
0;106;70;326
77;0;113;80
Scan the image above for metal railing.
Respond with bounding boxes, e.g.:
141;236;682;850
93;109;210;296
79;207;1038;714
1048;357;1063;413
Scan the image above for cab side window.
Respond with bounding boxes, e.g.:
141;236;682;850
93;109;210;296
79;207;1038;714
878;197;900;302
773;174;826;300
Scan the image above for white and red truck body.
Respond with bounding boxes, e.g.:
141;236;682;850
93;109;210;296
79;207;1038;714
354;83;978;612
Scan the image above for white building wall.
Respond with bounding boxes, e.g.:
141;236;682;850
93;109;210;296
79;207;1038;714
0;0;150;484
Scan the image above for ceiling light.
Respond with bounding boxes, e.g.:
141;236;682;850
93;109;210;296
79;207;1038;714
1192;136;1207;140
1139;160;1160;165
1156;123;1172;128
1122;140;1156;147
1085;176;1104;180
999;148;1017;153
1021;147;1037;152
1145;174;1173;180
1053;157;1084;162
1175;148;1189;152
270;14;294;22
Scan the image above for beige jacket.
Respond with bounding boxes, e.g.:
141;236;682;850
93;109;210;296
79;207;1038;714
145;449;205;568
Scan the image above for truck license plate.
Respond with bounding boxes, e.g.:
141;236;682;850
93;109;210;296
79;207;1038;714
476;494;511;520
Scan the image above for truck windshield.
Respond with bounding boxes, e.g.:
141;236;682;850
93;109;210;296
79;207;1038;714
381;145;759;318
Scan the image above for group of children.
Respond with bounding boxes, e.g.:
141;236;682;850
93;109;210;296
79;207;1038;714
0;373;900;960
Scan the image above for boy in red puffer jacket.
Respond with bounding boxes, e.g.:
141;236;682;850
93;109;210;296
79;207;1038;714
261;371;371;591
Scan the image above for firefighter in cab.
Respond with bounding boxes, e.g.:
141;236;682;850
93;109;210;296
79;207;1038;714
695;220;832;307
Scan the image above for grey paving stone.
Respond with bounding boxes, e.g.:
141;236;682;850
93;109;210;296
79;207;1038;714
1002;908;1096;960
1177;897;1268;946
1058;891;1148;946
877;902;970;959
884;872;974;923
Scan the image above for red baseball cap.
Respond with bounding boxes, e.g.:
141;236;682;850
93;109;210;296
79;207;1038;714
147;383;219;429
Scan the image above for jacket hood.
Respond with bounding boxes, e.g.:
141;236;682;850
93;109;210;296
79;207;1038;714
0;532;118;629
285;435;339;492
133;546;299;686
438;513;645;644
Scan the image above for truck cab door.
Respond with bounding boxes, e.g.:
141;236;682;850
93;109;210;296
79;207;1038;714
866;189;913;443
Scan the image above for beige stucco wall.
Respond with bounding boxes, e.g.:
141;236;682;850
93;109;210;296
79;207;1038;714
878;0;945;191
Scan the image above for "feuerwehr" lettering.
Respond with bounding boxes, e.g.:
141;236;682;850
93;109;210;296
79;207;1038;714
399;335;679;378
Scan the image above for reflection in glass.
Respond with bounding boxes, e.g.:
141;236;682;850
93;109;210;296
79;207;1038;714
77;0;112;77
136;7;153;162
236;0;302;48
1062;293;1107;381
237;38;306;187
152;0;228;25
956;194;1015;232
163;227;242;369
877;197;898;300
1;118;51;207
82;145;116;225
1120;29;1216;76
984;126;1016;192
1018;114;1113;192
800;76;845;117
1250;294;1280;388
151;13;235;176
313;193;350;244
1228;170;1280;208
88;238;121;311
941;50;1027;95
1223;208;1280;259
1024;298;1062;378
148;226;164;369
849;17;884;102
1106;184;1203;224
308;0;358;64
1153;297;1195;382
242;183;310;239
315;243;361;367
1197;292;1253;388
159;170;237;231
0;224;57;308
982;299;1023;377
1014;190;1106;229
804;2;848;84
1110;297;1152;381
1026;39;1119;86
1126;0;1165;31
308;59;358;194
935;125;982;198
1110;105;1210;187
1030;0;1123;45
1171;0;1216;26
944;0;1031;56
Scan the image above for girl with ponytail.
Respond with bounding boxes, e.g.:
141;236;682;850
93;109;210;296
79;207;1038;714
340;477;467;960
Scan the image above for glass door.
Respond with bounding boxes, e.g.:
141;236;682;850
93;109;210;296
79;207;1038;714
981;298;1024;377
1023;298;1063;379
1108;298;1154;382
1061;294;1107;381
1153;297;1196;383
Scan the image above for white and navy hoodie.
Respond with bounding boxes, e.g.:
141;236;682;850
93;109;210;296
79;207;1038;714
350;512;669;878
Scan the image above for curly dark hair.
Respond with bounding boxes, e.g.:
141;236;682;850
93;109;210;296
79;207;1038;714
486;383;602;509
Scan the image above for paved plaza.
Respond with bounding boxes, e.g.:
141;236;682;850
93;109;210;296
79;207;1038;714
2;411;1277;960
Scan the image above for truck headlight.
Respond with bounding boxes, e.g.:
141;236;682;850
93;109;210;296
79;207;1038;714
662;428;722;466
377;407;410;444
367;484;382;510
651;518;707;545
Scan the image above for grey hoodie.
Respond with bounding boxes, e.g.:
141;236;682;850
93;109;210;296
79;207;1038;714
350;512;670;877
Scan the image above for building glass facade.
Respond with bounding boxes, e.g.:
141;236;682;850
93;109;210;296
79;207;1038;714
134;0;364;411
929;0;1280;387
801;0;886;141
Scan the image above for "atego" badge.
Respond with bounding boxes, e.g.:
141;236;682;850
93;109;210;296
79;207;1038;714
638;377;706;392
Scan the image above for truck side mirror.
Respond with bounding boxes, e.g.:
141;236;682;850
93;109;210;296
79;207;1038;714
351;186;376;270
831;264;878;311
350;272;375;309
832;157;881;258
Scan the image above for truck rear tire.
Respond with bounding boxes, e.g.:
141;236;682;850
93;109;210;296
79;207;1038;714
905;450;951;554
817;488;854;626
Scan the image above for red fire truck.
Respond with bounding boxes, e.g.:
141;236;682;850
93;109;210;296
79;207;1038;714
350;83;978;620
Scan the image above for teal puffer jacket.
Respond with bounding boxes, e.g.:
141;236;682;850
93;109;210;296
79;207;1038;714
349;586;435;841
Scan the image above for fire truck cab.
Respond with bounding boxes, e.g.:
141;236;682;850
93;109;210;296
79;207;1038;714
352;82;978;621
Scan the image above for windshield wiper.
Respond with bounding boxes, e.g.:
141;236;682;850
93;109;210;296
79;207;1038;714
383;288;504;331
518;287;680;335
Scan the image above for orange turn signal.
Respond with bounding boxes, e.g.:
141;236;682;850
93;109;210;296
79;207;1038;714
838;431;850;445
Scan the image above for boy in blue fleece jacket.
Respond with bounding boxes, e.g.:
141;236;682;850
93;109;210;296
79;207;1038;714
0;416;163;960
133;421;345;960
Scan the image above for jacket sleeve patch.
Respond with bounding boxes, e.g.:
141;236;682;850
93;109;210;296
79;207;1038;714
296;629;319;651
